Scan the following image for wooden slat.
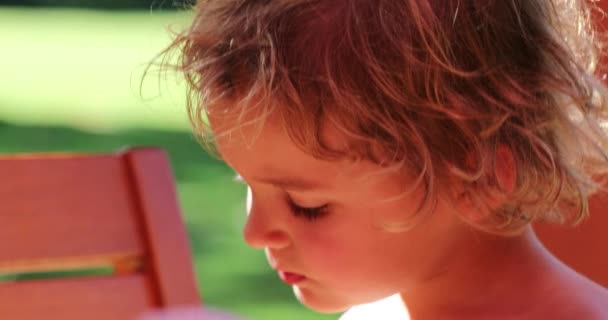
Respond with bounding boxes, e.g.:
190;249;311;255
0;155;145;261
0;274;157;320
125;148;201;306
0;252;142;275
535;189;608;287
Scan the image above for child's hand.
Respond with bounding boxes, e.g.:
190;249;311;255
139;307;246;320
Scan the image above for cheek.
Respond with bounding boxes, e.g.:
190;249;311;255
292;220;396;275
296;228;421;301
290;223;362;266
298;217;440;285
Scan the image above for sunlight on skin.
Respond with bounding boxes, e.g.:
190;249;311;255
140;307;245;320
339;294;410;320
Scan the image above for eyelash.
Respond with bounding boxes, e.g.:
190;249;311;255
286;197;328;221
235;175;328;222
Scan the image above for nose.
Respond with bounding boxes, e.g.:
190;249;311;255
243;188;291;250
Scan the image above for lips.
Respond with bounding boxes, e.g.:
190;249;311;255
278;271;307;285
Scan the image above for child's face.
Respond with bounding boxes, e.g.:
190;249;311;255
211;112;470;313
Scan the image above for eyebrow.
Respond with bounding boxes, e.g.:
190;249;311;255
234;174;329;191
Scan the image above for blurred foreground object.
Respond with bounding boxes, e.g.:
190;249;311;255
141;307;246;320
0;148;200;319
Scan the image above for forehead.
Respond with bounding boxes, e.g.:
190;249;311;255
205;95;424;197
207;96;340;161
210;111;340;181
208;109;409;193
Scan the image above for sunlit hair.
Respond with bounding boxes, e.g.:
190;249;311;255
157;0;608;234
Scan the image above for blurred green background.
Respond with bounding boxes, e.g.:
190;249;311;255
0;3;334;320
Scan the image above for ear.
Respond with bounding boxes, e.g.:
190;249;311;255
454;144;517;224
494;144;517;194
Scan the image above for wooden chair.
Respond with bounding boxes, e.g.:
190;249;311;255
535;186;608;288
0;148;201;320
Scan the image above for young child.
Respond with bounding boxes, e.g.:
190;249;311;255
161;0;608;318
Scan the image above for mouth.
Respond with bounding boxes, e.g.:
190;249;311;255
278;270;307;285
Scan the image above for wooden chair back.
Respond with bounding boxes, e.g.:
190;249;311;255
0;148;200;319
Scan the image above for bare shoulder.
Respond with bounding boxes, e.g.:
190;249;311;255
339;295;409;320
533;274;608;320
564;283;608;320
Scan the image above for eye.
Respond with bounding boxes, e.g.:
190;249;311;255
286;197;329;221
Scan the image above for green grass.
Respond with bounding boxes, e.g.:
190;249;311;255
0;7;190;132
0;266;115;283
0;7;336;320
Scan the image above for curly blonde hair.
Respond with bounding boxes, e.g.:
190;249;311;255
158;0;608;234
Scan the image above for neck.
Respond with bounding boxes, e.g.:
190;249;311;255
400;226;559;319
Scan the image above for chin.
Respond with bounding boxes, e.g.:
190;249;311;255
293;285;352;314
